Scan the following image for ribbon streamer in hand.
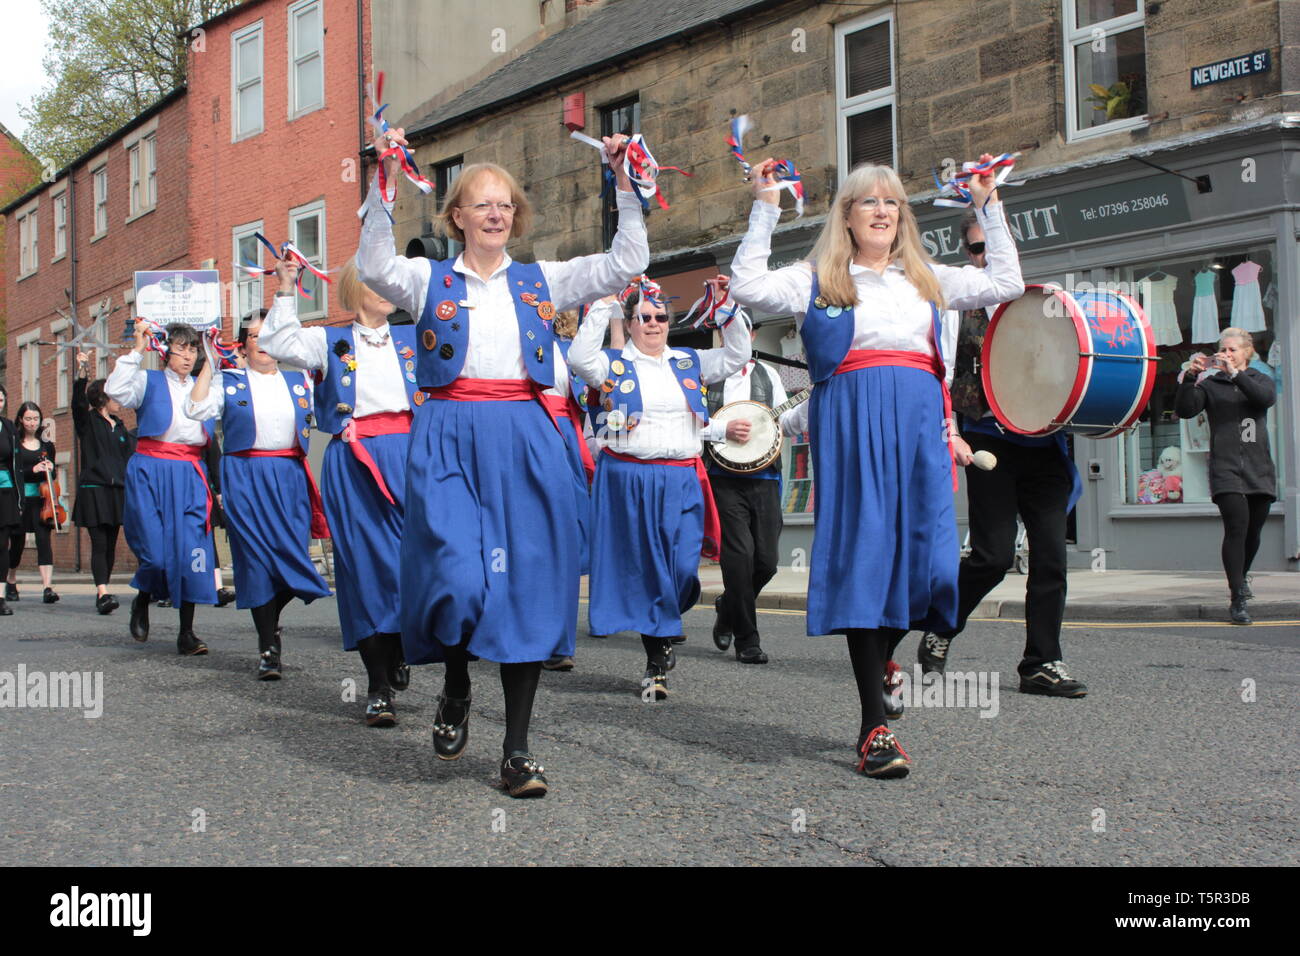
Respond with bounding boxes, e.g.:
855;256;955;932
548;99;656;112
135;317;170;357
360;71;434;220
572;132;691;212
236;232;332;299
681;276;742;330
205;327;241;370
728;115;804;217
932;152;1022;208
618;274;667;308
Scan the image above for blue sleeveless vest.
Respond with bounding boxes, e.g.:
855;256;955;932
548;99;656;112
137;370;214;442
313;326;419;434
801;272;941;382
219;368;313;454
417;259;556;388
588;346;708;433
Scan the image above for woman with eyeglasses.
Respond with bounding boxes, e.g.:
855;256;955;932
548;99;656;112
729;156;1023;778
106;322;219;654
356;126;648;798
567;279;750;700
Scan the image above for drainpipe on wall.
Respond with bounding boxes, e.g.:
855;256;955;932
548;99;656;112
68;172;81;574
357;0;368;208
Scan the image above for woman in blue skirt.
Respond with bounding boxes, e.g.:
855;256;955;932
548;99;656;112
357;125;647;797
186;311;332;680
258;257;418;726
106;322;218;655
730;156;1023;778
568;285;750;699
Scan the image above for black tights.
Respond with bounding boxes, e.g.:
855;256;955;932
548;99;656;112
846;628;907;740
136;590;196;632
1215;493;1271;594
250;590;294;653
641;634;670;670
87;525;121;587
440;642;542;757
357;633;403;695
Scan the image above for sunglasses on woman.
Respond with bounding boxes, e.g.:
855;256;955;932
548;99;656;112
966;241;986;255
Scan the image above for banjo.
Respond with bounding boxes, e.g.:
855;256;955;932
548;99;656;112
706;387;812;474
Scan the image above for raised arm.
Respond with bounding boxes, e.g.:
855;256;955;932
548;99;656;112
105;323;151;410
567;296;617;387
728;201;813;319
934;201;1024;311
185;363;224;423
541;191;649;312
258;267;329;372
355;176;433;317
72;353;91;434
700;309;753;385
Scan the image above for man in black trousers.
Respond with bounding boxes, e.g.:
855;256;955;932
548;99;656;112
708;314;791;664
918;210;1087;697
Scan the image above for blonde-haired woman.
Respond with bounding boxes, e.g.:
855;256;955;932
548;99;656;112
258;255;419;727
357;127;647;797
1176;327;1277;624
729;156;1023;777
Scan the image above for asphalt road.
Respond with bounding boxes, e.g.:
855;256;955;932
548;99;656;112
1;595;1296;866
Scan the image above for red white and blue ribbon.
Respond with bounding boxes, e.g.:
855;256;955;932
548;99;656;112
727;115;803;217
618;274;666;308
680;277;742;330
571;132;691;212
204;327;241;370
932;152;1022;208
236;232;332;300
360;71;434;221
135;317;170;357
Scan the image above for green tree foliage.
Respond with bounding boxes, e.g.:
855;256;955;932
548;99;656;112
19;0;239;169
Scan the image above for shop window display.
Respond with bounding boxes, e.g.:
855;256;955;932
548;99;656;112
1109;245;1280;505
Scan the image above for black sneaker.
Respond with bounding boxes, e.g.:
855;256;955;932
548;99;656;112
500;753;548;798
1019;661;1087;697
1229;593;1252;626
43;587;60;604
712;595;733;652
918;632;951;675
735;643;768;664
96;594;120;615
640;665;669;701
257;648;282;680
856;726;911;778
883;660;904;719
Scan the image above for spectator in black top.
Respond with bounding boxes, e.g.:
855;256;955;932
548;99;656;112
0;384;18;615
73;351;134;614
7;401;59;604
1176;327;1277;625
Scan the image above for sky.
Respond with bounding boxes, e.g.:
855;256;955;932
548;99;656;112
0;6;52;142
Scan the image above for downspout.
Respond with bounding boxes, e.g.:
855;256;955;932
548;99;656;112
68;172;81;574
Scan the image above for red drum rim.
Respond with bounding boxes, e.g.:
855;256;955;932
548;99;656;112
981;285;1091;436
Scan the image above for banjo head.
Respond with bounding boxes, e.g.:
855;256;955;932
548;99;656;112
708;400;782;473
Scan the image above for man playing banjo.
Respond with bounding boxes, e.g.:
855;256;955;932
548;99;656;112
705;279;809;664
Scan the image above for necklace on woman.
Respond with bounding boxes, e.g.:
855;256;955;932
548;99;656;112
356;324;390;348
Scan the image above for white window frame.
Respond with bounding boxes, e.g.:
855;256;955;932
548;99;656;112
288;199;327;319
233;220;266;321
1063;0;1148;142
18;329;42;403
232;21;265;142
51;318;70;409
288;0;325;119
16;201;38;278
51;187;67;260
92;164;108;237
834;10;897;184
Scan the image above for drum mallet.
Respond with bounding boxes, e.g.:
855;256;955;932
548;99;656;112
968;450;998;471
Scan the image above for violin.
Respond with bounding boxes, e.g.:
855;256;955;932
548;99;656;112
39;453;66;531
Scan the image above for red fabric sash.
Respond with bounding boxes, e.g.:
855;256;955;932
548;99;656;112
338;411;412;506
542;394;595;484
424;377;565;436
136;438;213;531
232;448;330;539
835;348;957;491
603;449;721;560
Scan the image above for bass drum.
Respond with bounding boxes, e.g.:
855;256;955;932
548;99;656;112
981;284;1156;438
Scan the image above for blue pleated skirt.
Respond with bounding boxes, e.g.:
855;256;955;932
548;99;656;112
559;422;591;576
123;454;217;607
220;455;332;610
588;454;703;638
400;398;581;665
320;433;407;651
806;366;958;635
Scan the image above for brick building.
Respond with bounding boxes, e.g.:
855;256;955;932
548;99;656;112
379;0;1298;572
2;89;190;574
0;122;41;379
187;0;373;331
